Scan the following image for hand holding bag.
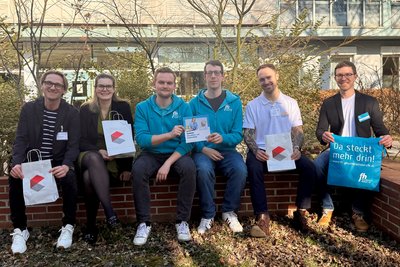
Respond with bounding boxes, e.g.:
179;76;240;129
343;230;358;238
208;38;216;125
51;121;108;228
102;111;135;157
21;149;59;206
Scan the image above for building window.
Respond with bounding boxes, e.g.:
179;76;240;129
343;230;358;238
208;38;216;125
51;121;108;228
281;0;382;27
392;1;400;28
176;71;205;96
382;56;399;89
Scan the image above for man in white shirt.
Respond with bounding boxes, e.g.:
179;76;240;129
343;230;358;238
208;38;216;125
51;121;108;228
243;63;316;237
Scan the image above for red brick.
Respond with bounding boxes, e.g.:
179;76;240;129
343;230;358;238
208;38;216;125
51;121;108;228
381;218;399;235
150;200;172;207
388;198;400;209
110;187;132;194
110;195;125;202
0;177;8;185
388;214;400;227
276;189;297;195
380;186;400;198
47;205;63;212
155;193;178;199
157;207;177;214
372;205;388;220
0;193;9;200
26;206;47;213
33;213;63;220
380;203;400;216
268;196;291;203
374;193;388;204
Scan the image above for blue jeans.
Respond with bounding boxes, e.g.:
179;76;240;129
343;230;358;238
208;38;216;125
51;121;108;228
314;149;334;210
193;151;247;219
132;152;196;223
246;151;315;215
314;149;374;215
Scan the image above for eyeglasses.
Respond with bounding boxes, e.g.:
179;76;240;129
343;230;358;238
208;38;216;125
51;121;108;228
43;80;64;90
96;84;114;90
335;73;355;79
205;70;223;76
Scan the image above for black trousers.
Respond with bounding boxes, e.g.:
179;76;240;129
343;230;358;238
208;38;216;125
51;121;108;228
9;169;77;229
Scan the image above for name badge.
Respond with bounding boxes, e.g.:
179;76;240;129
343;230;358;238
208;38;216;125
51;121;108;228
56;132;68;140
358;112;370;122
270;106;280;117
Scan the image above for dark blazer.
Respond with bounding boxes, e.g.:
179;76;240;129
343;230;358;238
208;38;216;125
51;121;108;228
79;100;134;172
11;97;80;167
316;91;389;146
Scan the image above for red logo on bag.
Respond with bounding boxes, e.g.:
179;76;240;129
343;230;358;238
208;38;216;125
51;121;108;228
30;175;45;192
111;131;125;144
272;146;286;161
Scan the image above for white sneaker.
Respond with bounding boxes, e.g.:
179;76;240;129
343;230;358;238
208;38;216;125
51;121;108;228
133;223;151;246
56;224;74;249
11;228;29;254
197;218;213;234
176;221;192;242
222;211;243;233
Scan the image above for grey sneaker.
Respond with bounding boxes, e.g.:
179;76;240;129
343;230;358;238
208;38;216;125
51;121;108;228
176;221;192;242
222;211;243;233
56;224;74;249
11;228;30;254
197;218;214;234
133;223;151;246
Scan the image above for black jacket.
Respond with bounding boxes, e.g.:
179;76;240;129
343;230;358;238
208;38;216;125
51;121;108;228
11;97;80;167
79;100;134;172
316;91;389;146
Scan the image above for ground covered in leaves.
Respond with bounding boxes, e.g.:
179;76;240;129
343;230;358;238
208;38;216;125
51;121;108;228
1;214;399;267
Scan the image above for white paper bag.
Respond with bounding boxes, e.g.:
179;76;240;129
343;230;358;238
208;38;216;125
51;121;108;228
265;132;296;172
21;150;59;206
102;120;135;157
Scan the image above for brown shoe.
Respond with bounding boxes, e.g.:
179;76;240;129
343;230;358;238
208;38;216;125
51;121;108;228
250;213;270;238
318;210;333;227
293;209;309;232
352;213;369;232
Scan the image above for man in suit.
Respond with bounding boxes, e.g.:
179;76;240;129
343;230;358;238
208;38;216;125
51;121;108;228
315;61;392;232
9;70;80;254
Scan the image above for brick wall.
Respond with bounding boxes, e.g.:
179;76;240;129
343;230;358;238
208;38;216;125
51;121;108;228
1;161;399;243
371;160;400;242
0;173;299;229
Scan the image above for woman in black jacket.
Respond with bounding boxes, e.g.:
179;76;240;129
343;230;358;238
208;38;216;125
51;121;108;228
79;73;134;244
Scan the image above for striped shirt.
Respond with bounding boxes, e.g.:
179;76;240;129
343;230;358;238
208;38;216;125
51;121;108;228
40;109;58;160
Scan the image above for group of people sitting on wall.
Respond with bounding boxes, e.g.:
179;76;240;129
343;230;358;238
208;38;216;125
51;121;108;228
8;60;393;254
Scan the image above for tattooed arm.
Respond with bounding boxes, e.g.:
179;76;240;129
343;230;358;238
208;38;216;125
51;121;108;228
244;128;269;161
291;125;304;160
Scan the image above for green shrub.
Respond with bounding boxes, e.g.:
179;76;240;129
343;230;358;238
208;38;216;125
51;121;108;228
0;81;23;175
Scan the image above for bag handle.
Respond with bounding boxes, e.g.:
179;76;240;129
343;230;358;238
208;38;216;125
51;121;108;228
26;149;42;162
108;110;124;120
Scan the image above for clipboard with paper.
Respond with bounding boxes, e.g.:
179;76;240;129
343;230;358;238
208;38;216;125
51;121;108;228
265;132;296;172
102;111;135;157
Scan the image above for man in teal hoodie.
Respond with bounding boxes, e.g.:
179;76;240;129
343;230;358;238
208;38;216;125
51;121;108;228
132;67;196;245
189;60;247;234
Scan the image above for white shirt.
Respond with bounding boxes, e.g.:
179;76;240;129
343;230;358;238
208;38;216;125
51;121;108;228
341;94;357;137
243;92;303;150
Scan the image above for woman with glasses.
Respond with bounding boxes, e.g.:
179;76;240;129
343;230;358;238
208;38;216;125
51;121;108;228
79;73;134;245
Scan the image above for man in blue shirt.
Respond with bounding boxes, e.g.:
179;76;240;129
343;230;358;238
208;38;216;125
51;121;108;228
132;67;196;245
189;60;247;234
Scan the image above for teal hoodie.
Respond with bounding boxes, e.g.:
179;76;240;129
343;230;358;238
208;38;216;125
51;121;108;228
189;89;243;152
135;94;193;155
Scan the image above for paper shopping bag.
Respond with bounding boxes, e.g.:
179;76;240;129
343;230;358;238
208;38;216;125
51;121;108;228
102;119;135;157
21;150;59;206
327;134;383;191
265;132;296;172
